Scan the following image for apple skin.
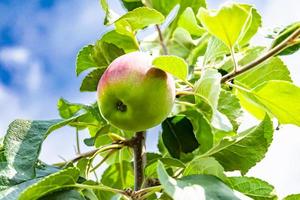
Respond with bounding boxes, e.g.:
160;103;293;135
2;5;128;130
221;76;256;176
97;51;175;132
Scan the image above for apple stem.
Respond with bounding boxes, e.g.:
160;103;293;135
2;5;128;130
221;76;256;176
133;131;146;191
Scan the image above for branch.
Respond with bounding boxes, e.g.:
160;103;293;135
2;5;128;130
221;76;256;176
155;24;168;55
133;131;146;191
54;143;123;166
221;28;300;83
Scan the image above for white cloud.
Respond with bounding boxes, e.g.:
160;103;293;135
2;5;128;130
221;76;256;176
0;47;30;66
0;46;43;92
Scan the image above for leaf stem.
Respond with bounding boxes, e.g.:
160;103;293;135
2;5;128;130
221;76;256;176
89;149;117;172
75;183;127;196
155;24;168;55
221;27;300;83
230;47;238;72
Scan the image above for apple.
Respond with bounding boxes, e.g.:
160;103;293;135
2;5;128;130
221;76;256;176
97;51;175;132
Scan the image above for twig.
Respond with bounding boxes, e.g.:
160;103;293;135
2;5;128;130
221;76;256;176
221;28;300;83
133;131;146;191
155;24;168;55
89;149;117;172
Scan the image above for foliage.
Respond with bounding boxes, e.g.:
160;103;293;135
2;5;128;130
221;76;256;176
1;0;300;199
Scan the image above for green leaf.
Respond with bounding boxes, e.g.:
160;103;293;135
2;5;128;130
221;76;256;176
184;157;227;182
204;36;229;66
183;110;213;154
101;30;138;53
115;7;164;37
218;90;243;131
39;190;85;200
178;7;206;37
168;27;196;59
0;178;40;200
76;45;96;76
76;41;124;76
148;0;179;16
237;5;262;46
0;118;79;186
195;68;233;131
99;0;118;25
153;55;188;80
255;81;300;125
271;22;300;55
236;55;292;89
197;3;251;48
101;161;134;189
91;41;125;69
157;161;239;200
80;68;106;92
57;98;83;119
161;116;199;159
121;0;144;11
204;115;273;174
195;69;221;108
284;194;300;200
229;176;277;200
186;33;209;65
179;0;206;14
19;167;80;200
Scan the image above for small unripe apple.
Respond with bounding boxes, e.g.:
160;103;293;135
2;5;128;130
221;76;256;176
97;51;175;132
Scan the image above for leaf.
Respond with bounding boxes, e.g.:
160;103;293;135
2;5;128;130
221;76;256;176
19;167;80;200
57;98;83;119
238;81;300;126
115;7;164;37
100;0;118;25
145;157;185;178
0;118;80;186
101;161;134;189
101;30;138;53
195;68;233;131
237;5;262;46
0;178;40;200
186;33;210;65
271;22;300;55
204;36;230;65
161;116;199;159
197;3;251;48
236;55;292;89
76;45;96;76
218;90;243;131
183;157;227;182
284;194;300;200
157;161;239;200
91;41;125;69
168;27;196;59
152;55;188;80
76;41;124;76
179;0;206;14
229;176;277;200
148;0;180;16
39;190;85;200
80;68;106;92
183;110;213;154
121;0;144;11
204;115;273;174
195;69;221;108
178;7;206;37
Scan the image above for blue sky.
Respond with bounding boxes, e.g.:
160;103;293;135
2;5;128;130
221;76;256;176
0;0;300;198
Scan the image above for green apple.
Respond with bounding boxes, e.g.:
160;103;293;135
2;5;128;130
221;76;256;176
97;51;175;132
